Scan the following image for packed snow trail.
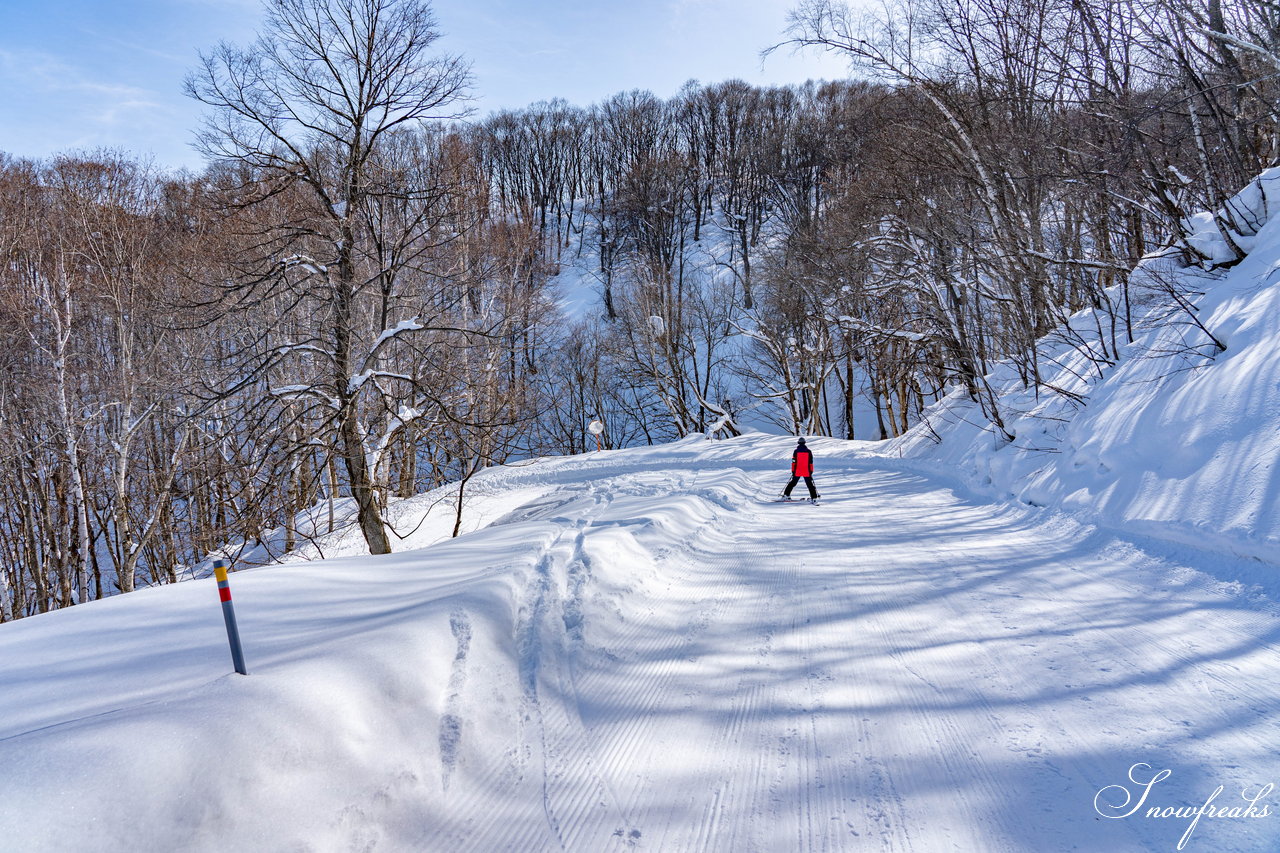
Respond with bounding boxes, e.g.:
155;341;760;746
416;451;1280;852
1;436;1278;852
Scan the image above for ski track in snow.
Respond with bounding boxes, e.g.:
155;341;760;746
3;440;1280;852
413;452;1280;852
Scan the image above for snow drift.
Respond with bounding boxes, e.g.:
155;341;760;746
885;168;1280;572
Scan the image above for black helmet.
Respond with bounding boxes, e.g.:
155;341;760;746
797;437;806;445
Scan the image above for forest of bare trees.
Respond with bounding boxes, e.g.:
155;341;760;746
0;0;1275;619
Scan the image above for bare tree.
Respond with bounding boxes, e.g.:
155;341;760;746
186;0;471;554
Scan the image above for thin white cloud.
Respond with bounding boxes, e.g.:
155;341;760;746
0;46;184;165
0;48;154;101
93;98;170;126
174;0;261;11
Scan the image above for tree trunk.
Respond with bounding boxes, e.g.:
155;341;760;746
333;224;392;555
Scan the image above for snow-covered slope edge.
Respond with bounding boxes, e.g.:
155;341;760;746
0;444;780;851
878;168;1280;570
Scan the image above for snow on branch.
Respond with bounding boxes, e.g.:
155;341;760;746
691;389;741;439
1200;28;1280;71
367;404;433;482
272;343;333;360
836;315;929;344
359;316;427;375
269;384;339;409
1023;250;1132;273
374;317;425;350
348;370;414;394
279;254;329;276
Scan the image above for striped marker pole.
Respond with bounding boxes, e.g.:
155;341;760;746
213;559;248;675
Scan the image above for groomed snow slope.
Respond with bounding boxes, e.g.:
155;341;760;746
1;434;1277;852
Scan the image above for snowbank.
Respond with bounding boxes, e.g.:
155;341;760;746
881;169;1280;568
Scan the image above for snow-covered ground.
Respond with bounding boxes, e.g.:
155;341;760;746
1;433;1278;851
7;171;1280;852
888;169;1280;577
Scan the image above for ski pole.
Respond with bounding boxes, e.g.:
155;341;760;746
213;559;249;675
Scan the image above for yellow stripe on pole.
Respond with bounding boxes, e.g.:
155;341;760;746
210;557;248;675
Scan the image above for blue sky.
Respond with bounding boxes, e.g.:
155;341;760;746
0;0;850;172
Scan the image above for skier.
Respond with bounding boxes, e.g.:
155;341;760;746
781;437;820;502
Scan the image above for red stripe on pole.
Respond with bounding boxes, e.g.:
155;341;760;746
219;586;232;602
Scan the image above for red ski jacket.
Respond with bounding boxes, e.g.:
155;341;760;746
791;447;814;477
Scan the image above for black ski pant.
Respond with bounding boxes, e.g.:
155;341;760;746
783;475;818;499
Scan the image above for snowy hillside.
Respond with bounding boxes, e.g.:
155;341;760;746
1;433;1278;851
7;172;1280;850
887;169;1280;575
